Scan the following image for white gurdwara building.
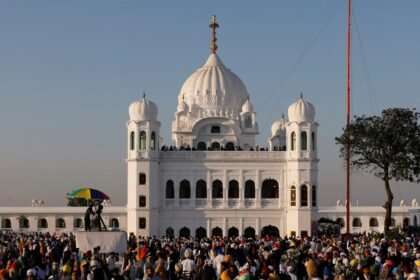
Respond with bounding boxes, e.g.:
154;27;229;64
126;17;319;238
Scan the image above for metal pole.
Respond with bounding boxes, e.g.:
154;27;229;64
346;0;352;236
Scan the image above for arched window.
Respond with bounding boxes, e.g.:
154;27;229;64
139;217;146;229
225;142;235;151
212;227;223;237
245;180;255;198
390;218;396;227
261;225;280;237
212;180;223;198
244;115;252;128
195;227;207;239
1;219;11;229
301;131;307;150
228;180;239;198
166;180;174;199
166;227;174;238
369;218;379;227
312;185;317;207
290;186;296;206
74;218;83;228
211;126;221;133
279;131;287;151
139;173;146;185
151;132;156;150
130;131;135;150
139;195;146;207
311;132;316;151
336;218;344;228
352;218;362;227
291;132;296;151
179;227;190;238
140;131;146;150
19;216;29;229
301;185;308;207
244;226;255;238
196;180;207;198
211;142;221;151
38;218;48;228
261;179;279;198
228;227;239;238
197;142;207;151
56;218;66;228
110;218;119;228
179;180;191;199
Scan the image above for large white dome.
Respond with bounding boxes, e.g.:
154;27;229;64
287;96;315;122
129;94;158;121
178;54;249;113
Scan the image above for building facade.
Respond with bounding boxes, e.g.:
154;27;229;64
0;18;419;237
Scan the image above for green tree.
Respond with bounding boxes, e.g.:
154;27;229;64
335;108;420;233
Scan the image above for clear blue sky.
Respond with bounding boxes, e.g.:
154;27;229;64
0;1;419;207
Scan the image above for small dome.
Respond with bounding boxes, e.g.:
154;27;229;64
287;95;315;122
178;54;249;113
129;94;158;121
177;98;189;112
241;99;254;113
271;116;287;136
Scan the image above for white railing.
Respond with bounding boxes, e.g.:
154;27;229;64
261;199;279;208
212;199;223;209
195;199;207;208
228;199;240;208
160;151;286;161
244;199;256;208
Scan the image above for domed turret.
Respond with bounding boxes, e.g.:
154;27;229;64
129;93;158;121
241;98;254;113
271;115;287;136
287;94;315;122
177;95;189;113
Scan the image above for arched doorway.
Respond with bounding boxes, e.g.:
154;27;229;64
74;218;83;228
244;226;255;238
195;227;207;239
225;142;235;150
211;142;221;151
179;227;190;238
197;142;207;151
110;218;119;228
212;227;223;237
38;218;48;229
261;225;279;237
228;227;239;238
1;219;11;229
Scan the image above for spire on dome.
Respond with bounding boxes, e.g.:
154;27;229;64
300;92;303;99
209;15;219;54
142;91;146;99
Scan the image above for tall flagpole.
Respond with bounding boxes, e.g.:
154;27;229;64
346;0;352;236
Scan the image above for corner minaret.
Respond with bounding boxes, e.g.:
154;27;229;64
284;94;319;237
126;93;161;236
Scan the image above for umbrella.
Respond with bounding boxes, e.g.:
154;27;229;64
66;188;110;201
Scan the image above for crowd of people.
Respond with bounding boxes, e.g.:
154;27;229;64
0;230;419;280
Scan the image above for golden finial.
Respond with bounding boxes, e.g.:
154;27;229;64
209;15;219;54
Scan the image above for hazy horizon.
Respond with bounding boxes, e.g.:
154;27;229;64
0;1;419;207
